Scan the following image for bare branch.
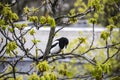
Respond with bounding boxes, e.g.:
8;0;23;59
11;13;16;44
70;41;83;53
47;53;96;65
54;26;65;35
43;27;55;60
81;42;120;55
89;23;95;48
103;48;120;64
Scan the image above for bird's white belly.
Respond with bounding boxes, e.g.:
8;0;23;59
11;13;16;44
50;44;61;54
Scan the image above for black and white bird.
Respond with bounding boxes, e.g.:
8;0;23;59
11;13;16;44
50;37;69;54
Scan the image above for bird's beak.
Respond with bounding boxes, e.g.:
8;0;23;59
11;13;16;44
65;45;67;48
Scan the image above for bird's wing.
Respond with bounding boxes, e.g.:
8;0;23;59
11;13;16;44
51;40;59;49
50;40;61;54
50;43;61;54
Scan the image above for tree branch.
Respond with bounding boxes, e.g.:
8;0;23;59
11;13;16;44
43;27;55;60
89;23;95;48
55;8;94;21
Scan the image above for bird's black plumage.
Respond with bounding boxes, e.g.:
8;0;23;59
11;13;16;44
50;37;69;54
51;42;58;49
57;37;69;49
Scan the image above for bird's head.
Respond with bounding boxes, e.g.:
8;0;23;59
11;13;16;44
57;37;69;49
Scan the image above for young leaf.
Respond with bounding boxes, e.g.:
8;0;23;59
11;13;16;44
40;16;46;24
1;25;8;30
100;31;110;40
29;29;35;35
47;16;56;27
37;61;50;72
29;16;38;22
6;41;17;54
89;18;97;24
28;73;39;80
32;39;41;45
24;6;30;14
0;19;5;26
8;28;14;33
107;24;116;31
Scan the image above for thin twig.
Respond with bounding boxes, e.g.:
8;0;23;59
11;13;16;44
47;53;96;65
55;8;94;20
106;40;109;58
70;41;83;53
103;48;120;64
90;23;95;48
54;26;65;34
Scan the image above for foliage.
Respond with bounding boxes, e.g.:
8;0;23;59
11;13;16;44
29;29;36;35
37;61;50;72
100;31;110;40
28;73;39;80
6;41;17;56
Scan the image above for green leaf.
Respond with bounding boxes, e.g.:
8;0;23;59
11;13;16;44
15;23;28;30
6;41;17;54
47;16;56;27
28;73;39;80
40;16;46;24
94;13;99;19
29;16;38;22
40;76;45;80
21;23;28;27
37;61;50;72
107;24;116;31
1;25;8;30
16;75;23;80
69;9;75;16
78;8;85;13
0;19;5;26
78;37;86;43
89;18;97;24
44;73;51;80
68;9;78;24
2;5;18;21
43;73;57;80
12;13;19;20
14;24;22;30
100;31;110;40
32;39;41;45
24;6;30;14
29;29;35;35
91;64;103;79
8;28;14;33
5;65;12;73
88;0;102;12
32;7;39;13
2;4;12;16
69;18;77;23
0;2;3;8
49;73;57;80
50;18;56;27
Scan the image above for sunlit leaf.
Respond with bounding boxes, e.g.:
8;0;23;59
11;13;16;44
29;29;35;35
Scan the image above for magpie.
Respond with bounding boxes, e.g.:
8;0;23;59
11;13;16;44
38;37;69;60
50;37;69;54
